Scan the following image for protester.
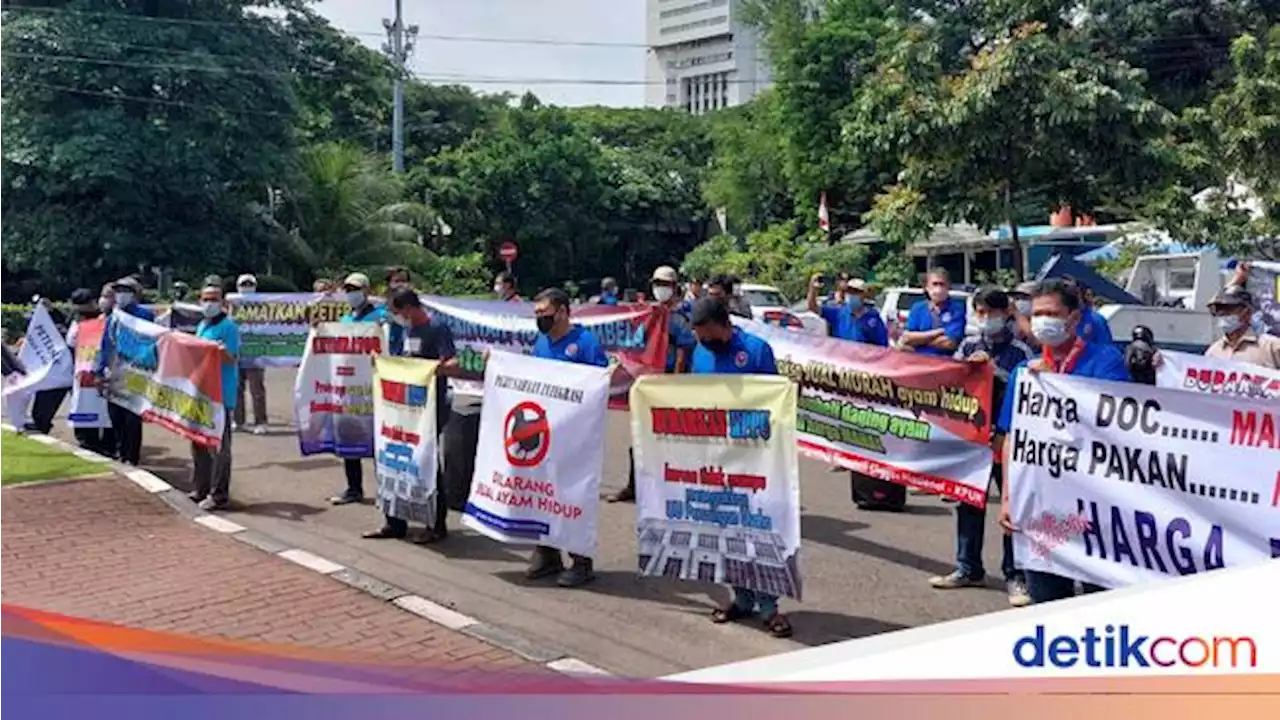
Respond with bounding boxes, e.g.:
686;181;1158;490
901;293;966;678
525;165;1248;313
527;287;609;587
188;283;241;511
65;291;108;451
363;287;480;544
1070;279;1114;346
313;278;334;293
930;288;1033;606
808;274;888;346
384;267;413;356
329;272;389;506
26;300;72;434
997;279;1130;604
900;269;966;356
606;265;696;504
598;277;619;306
494;271;522;302
706;275;751;319
687;297;793;638
233;274;268;435
96;277;155;466
171;281;190;302
1203;285;1279;369
1008;280;1040;350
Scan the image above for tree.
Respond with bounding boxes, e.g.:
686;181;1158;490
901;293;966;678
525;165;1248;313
1;0;300;296
680;224;869;300
703;93;794;233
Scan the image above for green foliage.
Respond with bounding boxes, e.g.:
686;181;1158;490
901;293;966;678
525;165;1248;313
974;269;1020;290
870;252;917;287
1091;239;1153;284
703;93;794;233
680;226;869;300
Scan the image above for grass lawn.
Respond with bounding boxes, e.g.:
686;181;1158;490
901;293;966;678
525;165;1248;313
1;430;108;486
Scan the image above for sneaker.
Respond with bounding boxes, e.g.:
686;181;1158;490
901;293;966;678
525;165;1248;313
929;569;984;589
1007;577;1032;607
557;558;596;588
231;421;241;432
250;424;267;436
526;548;565;580
187;491;207;504
198;497;228;512
604;485;635;503
329;492;363;506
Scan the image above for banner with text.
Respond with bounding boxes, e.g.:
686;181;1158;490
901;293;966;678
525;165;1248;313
1156;348;1280;399
373;356;441;524
229;292;354;368
733;318;995;506
630;374;803;600
461;352;611;558
1007;372;1279;589
419;296;668;409
68;315;112;429
293;322;385;457
103;310;225;448
2;305;74;427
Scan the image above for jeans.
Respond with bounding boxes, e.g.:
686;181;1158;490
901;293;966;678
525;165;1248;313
108;403;143;465
234;368;267;426
956;470;1018;581
191;408;233;504
730;587;779;617
1025;570;1105;604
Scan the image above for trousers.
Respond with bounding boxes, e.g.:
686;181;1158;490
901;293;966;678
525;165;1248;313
108;402;144;465
191;408;233;503
234;368;267;426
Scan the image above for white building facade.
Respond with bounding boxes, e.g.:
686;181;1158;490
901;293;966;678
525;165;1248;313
644;0;772;114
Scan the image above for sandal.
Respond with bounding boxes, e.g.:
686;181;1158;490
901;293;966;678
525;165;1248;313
763;613;793;639
411;529;448;545
711;604;751;624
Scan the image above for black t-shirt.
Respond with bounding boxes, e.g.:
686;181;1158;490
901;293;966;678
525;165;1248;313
403;319;456;432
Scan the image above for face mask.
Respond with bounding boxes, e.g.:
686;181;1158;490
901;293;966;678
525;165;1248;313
847;296;863;310
98;297;114;312
392;314;414;328
238;285;256;294
652;286;674;303
115;292;135;307
535;315;555;334
927;287;947;303
346;291;365;308
732;285;742;296
1015;299;1032;317
1217;314;1244;335
1031;316;1070;346
494;284;505;295
981;316;1009;338
201;301;222;318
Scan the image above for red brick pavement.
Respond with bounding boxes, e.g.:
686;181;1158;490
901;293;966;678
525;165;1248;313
1;476;540;679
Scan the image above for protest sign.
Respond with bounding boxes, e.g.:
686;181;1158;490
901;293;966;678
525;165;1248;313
2;305;74;428
373;356;441;524
68;315;112;429
229;292;354;368
103;310;225;448
630;374;803;600
419;296;669;409
1156;349;1280;399
461;352;611;557
155;303;202;334
293;322;385;457
1007;372;1279;589
732;318;995;506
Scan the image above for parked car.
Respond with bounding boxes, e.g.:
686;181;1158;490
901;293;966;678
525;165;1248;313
739;283;828;335
875;287;974;342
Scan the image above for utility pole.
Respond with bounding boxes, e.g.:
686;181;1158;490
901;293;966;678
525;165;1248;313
382;0;418;173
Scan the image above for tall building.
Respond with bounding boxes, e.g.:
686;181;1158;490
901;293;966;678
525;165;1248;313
644;0;772;113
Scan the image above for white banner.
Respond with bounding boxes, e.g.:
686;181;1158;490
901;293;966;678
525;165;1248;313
1008;372;1279;589
1156;348;1280;399
373;356;440;524
630;374;803;600
3;305;75;427
68;315;112;429
293;322;386;458
461;351;611;558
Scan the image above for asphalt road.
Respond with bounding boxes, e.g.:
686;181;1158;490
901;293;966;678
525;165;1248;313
55;369;1013;676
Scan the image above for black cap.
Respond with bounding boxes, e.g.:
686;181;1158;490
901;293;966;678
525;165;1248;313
690;297;730;327
1208;285;1253;309
69;288;95;306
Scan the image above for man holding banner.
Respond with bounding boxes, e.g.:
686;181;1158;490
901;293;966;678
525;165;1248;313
189;283;242;511
998;279;1130;604
329;272;391;506
96;278;156;466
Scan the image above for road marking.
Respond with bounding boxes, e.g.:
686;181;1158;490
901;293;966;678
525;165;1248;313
277;548;344;575
125;469;172;493
392;595;478;631
71;449;110;463
192;515;246;534
546;658;612;676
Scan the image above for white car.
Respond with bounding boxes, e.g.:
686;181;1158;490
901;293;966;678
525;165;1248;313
738;283;828;335
875;287;975;342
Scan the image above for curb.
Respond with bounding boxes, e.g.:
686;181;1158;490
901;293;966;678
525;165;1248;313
2;425;611;677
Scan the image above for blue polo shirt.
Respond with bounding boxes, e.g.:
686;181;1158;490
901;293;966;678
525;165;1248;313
599;292;619;306
532;325;609;367
996;341;1130;433
1077;306;1114;346
666;305;697;372
690;328;778;376
821;302;889;346
341;302;388;325
196;315;241;410
906;297;967;357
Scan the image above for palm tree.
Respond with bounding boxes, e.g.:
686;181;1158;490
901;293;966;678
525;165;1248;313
279;143;438;280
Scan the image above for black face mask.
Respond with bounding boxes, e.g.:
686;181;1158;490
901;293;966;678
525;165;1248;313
701;337;730;354
536;315;555;334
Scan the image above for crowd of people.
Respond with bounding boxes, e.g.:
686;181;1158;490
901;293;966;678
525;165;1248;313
5;258;1274;640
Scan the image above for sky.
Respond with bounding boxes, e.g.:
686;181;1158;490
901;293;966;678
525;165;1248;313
313;0;650;107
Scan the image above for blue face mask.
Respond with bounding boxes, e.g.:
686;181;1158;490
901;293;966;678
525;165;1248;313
847;296;863;310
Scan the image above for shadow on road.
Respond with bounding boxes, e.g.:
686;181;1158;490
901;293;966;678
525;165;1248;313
235;500;328;522
492;568;718;612
785;610;909;646
430;531;531;563
801;513;954;577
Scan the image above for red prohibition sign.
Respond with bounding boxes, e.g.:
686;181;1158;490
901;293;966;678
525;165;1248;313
504;400;550;467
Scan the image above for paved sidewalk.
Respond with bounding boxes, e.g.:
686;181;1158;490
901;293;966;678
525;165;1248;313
1;475;538;674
